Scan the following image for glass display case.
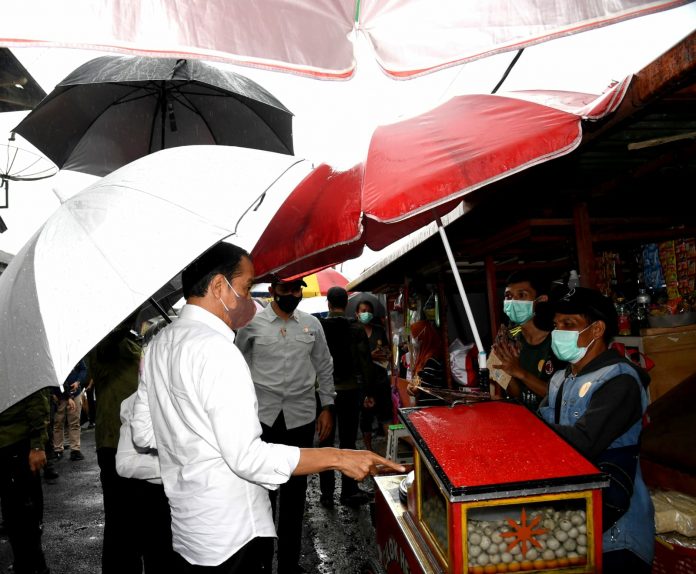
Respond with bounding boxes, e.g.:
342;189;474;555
396;402;608;573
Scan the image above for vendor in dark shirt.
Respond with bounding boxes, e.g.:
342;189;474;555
538;287;653;573
492;270;564;409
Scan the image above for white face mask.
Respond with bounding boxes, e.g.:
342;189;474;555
551;323;596;364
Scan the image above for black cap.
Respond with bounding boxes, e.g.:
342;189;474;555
552;287;618;338
269;273;307;288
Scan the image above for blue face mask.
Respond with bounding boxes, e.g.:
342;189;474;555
358;312;373;325
503;299;534;325
551;323;596;364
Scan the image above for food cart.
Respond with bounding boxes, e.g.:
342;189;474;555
367;401;608;574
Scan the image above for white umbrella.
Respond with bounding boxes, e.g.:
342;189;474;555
0;145;311;412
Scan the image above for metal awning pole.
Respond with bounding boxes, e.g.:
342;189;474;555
435;217;487;373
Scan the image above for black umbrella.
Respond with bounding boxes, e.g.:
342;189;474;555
0;48;46;113
13;55;294;176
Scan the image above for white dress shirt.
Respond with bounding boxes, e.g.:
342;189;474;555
131;304;300;566
235;304;335;429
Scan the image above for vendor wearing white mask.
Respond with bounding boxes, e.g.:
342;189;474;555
492;270;564;408
539;287;654;574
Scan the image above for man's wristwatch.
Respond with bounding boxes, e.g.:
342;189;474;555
321;404;335;415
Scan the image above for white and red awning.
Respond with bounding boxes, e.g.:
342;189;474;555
0;0;689;79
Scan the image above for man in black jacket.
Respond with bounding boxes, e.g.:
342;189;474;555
318;287;375;506
0;388;51;574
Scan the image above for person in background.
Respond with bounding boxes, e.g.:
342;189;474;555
406;320;446;402
132;243;402;574
90;315;173;573
538;287;654;573
355;299;393;451
82;378;96;429
491;270;564;409
52;359;88;461
235;273;335;574
318;287;375;507
0;388;51;574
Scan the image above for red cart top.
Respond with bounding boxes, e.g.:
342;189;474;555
400;402;605;499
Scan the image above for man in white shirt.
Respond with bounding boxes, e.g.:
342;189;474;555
131;242;402;573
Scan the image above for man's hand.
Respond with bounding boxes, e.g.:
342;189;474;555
67;398;76;412
69;382;79;392
491;339;524;380
29;449;47;473
316;409;334;442
337;450;406;481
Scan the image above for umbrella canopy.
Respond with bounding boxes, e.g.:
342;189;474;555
0;1;688;79
0;145;312;412
13;55;294;177
0;47;46;112
301;268;349;298
251;86;630;279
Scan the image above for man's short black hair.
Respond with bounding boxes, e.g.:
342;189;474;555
326;286;348;309
552;287;619;342
269;274;307;288
182;242;249;299
505;269;550;297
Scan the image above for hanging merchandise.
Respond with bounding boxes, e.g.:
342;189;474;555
642;243;665;293
658;240;680;302
424;291;437;323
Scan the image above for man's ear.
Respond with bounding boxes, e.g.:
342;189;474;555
594;320;606;339
209;274;226;299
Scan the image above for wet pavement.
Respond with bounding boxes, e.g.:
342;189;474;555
0;426;386;574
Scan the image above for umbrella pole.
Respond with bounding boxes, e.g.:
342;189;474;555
435;217;489;392
149;297;173;324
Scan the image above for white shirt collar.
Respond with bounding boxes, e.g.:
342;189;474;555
179;303;236;342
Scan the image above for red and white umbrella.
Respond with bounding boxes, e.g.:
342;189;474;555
301;268;349;299
0;1;687;80
251;83;630;366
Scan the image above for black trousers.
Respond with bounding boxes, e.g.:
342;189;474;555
172;538;273;573
318;388;361;498
260;412;315;574
97;447;174;574
0;439;48;574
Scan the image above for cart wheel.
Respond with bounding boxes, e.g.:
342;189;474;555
360;557;387;574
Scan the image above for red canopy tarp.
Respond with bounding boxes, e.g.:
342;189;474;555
251;83;630;279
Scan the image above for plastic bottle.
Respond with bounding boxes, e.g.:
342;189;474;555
615;297;631;336
568;270;580;289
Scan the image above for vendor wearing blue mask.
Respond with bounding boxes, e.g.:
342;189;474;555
539;287;653;574
492;270;564;409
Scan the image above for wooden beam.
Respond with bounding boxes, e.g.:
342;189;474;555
573;202;596;288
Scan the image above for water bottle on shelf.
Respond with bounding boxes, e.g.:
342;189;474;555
615;297;632;336
568;269;580;290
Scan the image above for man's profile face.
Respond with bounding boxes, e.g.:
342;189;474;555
356;303;373;317
504;281;537;302
232;256;255;299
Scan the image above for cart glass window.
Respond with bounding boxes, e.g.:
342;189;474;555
465;497;591;571
419;462;449;561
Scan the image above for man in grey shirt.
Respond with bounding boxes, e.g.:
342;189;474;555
235;275;335;574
